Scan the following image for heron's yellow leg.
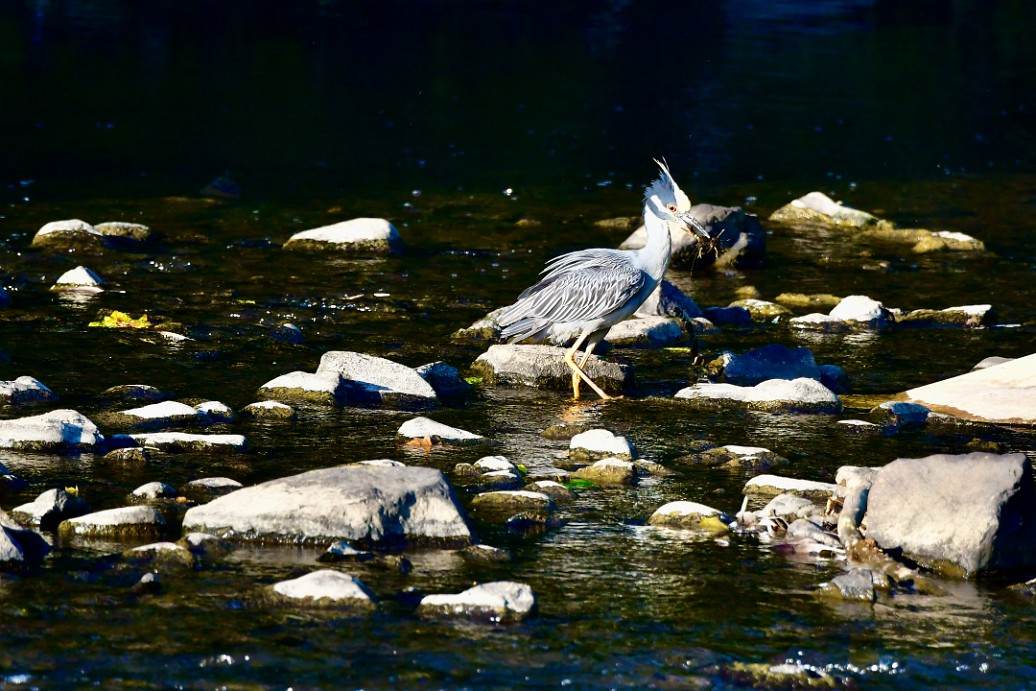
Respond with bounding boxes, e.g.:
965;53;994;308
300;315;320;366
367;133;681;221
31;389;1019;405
564;332;611;401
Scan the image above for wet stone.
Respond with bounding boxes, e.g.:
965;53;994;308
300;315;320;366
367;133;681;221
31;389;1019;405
316;351;438;408
240;400;297;420
317;540;375;563
416;581;537;623
178;532;235;560
526;480;573;503
103;400;210;430
789;312;853;333
828;295;895;331
774;292;843;311
648;501;733;533
603;316;686;348
677;444;788;472
51;266;104;293
459;544;513;563
871;401;929;430
31;219;108;251
181;477;243;502
743;475;839;504
58;505;167;542
131;432;249;454
416;361;473;403
98;384;171;405
570;458;637;486
703;305;753;327
102;446;151;463
727;299;792;322
569;428;636;464
818;568;892;603
258;370;344;406
1;509;51;572
722;343;822;387
0;376;58;406
121;541;197;572
768;191;881;228
130;481;178;501
897;304;994;328
759;493;823;523
270;322;304;344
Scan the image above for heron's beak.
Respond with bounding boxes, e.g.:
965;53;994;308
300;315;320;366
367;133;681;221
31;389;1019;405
678;211;711;239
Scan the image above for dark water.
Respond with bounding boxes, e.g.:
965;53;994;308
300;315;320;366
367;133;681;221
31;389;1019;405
2;1;1036;688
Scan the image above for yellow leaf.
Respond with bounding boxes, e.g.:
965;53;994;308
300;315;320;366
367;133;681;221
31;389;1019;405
88;310;151;329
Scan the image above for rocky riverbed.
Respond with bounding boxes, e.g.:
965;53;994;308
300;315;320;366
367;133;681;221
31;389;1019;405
1;178;1035;688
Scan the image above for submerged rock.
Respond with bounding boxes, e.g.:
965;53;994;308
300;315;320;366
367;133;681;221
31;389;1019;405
268;570;377;611
743;475;838;504
471;344;632;396
897;304;994;328
727;299;792;323
182;477;243;502
283;217;403;255
11;488;92;531
871;401;929;431
98;384;171;405
864;452;1036;575
58;505;166;541
416;581;537;623
674;378;841;414
240;400;297;420
0;376;58;405
676;444;788;472
181;464;473;548
818;568;892;603
904;352;1036;425
416;361;473;403
0;409;103;452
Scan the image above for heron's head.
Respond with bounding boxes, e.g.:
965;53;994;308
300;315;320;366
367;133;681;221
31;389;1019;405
644;158;710;239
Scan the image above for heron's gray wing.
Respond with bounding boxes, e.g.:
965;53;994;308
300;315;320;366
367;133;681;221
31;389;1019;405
498;251;647;336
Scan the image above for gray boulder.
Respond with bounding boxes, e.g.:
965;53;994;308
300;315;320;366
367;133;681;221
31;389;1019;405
828;295;895;332
240;400;297;420
129;432;249;454
0;409;103;452
863;452;1036;576
471;344;633;396
416;361;473;403
569;428;635;464
0;508;51;571
0;376;59;405
871;401;929;431
604;316;686;348
768;191;881;228
258;370;344;405
317;351;438;407
283;217;403;255
58;505;167;542
416;581;537;623
897;304;995;328
397;417;485;446
181;464;473;548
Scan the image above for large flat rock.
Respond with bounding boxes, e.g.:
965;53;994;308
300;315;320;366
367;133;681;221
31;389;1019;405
181;464;473;548
471;344;633;395
904;352;1036;425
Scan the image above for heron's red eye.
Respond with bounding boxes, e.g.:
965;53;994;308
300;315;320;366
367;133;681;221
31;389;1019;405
667;204;678;213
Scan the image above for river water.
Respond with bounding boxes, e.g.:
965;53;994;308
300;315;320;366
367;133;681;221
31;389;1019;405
2;1;1036;688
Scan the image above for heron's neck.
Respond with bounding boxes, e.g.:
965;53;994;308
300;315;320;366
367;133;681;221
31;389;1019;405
637;204;673;283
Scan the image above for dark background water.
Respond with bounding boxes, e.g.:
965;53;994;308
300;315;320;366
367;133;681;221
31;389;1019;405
2;1;1036;689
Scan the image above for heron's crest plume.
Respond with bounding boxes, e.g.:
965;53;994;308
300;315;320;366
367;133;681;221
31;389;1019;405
644;158;691;213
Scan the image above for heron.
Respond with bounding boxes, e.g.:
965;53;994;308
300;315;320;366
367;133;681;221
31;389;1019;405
496;159;710;400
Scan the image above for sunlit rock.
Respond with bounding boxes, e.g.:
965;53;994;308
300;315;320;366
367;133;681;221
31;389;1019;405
102;400;209;430
828;295;895;331
270;322;304;344
647;500;732;533
283;217;403;255
773;292;842;311
267;570;378;611
759;493;823;523
904;351;1036;425
817;568;892;602
58;505;166;542
129;431;249;454
743;474;838;504
51;266;104;294
11;488;91;531
768;191;881;228
673;444;788;473
31;219;106;250
0;376;58;405
525;480;573;503
723;661;844;689
130;481;178;501
416;581;537;623
317;351;438;408
94;221;153;243
864;452;1036;576
788;312;853;333
569;428;635;464
195;400;235;423
459;544;512;563
674;378;842;414
258;370;344;405
972;355;1014;371
181;464;473;548
471;344;633;396
911;230;985;253
181;477;243;503
897;304;994;328
121;541;197;571
0;409;103;452
98;384;171;405
397;416;484;446
570;458;637;486
870;401;929;431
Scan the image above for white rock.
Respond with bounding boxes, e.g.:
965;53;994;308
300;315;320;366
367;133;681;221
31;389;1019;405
121;400;203;422
283;218;402;254
52;266;104;293
743;474;838;502
417;581;536;622
195;401;235;422
0;376;58;405
271;569;377;609
59;505;165;539
130;432;249;453
603;316;685;347
569;428;635;459
316;351;437;406
132;481;178;499
258;370;344;403
829;295;893;330
905;351;1036;425
35;219;99;237
674;378;841;413
397;417;483;444
647;501;732;531
0;409;102;452
474;456;517;473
